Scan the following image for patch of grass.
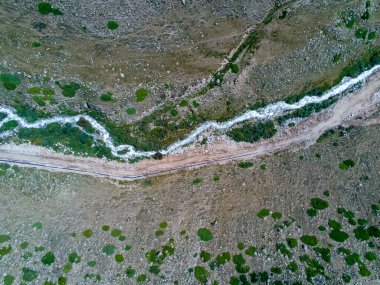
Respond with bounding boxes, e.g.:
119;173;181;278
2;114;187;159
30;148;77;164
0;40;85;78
115;254;124;263
300;235;318;246
125;267;136;278
339;159;355;170
197;228;213;242
194;266;210;284
329;229;349;242
193;177;202;185
68;252;81;263
237;161;254;169
58;82;80;98
41;251;55;265
288;261;298;272
3;275;15;285
82;229;92;238
0;235;11;244
126;107;137;115
310;198;329;210
244;246;256;257
0;73;21;90
355;27;368;40
103;244;116;255
101;225;110;231
200;250;212;262
108;21;119;30
286;238;298;249
136;274;147;283
228;121;277;143
0;120;18;132
22;268;38;282
100;92;113;102
111;229;122;237
368;31;376;40
230;63;240;74
272;212;282;220
277;243;292;258
149;265;160;275
179;100;189;107
213;175;220;182
155;229;164;237
257;209;270;219
313;247;331;262
307;208;318;217
28;87;42;94
136;88;148;102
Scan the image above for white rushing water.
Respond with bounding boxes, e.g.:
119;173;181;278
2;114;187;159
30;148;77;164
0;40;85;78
1;65;379;159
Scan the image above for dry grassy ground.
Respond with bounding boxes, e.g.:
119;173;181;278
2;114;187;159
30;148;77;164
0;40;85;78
1;123;379;284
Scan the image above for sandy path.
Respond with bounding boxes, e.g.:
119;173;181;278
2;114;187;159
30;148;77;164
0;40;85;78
1;72;380;180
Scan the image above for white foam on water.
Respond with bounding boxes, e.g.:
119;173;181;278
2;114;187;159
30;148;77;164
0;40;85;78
1;65;379;159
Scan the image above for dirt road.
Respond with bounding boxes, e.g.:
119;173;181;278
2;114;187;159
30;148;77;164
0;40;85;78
1;72;380;180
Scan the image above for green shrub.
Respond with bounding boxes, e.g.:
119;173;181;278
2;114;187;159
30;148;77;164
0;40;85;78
237;161;253;169
197;228;213;241
0;120;18;132
244;246;256;257
108;21;119;30
41;251;55;265
82;229;92;238
179;100;189;107
100;92;113;102
228;121;277;143
286;238;298;249
0;73;21;90
59;82;80;98
126;107;137;115
300;235;318;246
368;31;376;40
339;159;355;170
194;266;210;284
230;63;240;74
257;209;270;218
200;250;212;262
307;208;318;217
329;229;349;242
193;177;202;185
136;88;148;102
333;54;341;63
310;198;329;210
272;212;282;219
355;28;368;40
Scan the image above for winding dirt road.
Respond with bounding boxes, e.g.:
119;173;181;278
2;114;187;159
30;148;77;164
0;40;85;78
1;72;380;180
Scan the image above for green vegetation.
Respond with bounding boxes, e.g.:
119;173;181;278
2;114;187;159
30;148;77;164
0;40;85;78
307;208;317;217
244;246;256;257
200;250;212;262
155;229;164;237
355;28;368;40
230;63;240;74
272;212;282;219
0;74;21;90
82;229;92;238
32;222;42;230
115;254;124;263
368;31;376;40
68;252;81;263
193;177;202;185
228;121;277;143
100;92;114;102
339;159;355;170
197;228;213;242
41;251;55;265
286;238;298;249
136;88;148;102
310;198;329;210
257;209;270;218
111;229;122;237
179;100;189;107
313;247;331;262
278;97;338;125
194;266;210;284
329;229;349;242
125;267;136;278
364;252;376;261
276;243;292;258
159;221;168;229
0;120;18;132
108;21;119;30
0;235;11;243
136;274;147;282
103;244;116;255
38;2;62;15
126;107;137;115
22;268;38;282
58;82;80;98
237;161;254;169
3;275;15;285
333;54;341;63
300;235;318;246
102;225;110;231
149;265;160;275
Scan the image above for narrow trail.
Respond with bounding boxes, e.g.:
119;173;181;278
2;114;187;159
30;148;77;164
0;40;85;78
1;70;380;181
